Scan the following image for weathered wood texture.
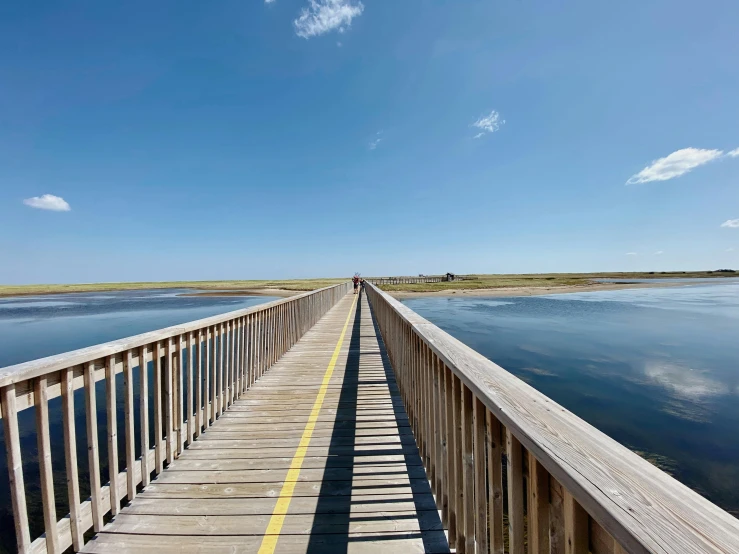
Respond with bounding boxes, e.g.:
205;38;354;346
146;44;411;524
364;281;739;554
0;283;350;553
79;293;447;553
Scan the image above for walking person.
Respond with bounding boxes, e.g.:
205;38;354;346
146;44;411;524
352;274;360;294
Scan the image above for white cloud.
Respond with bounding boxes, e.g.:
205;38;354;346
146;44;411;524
294;0;364;39
626;147;724;185
23;194;71;212
727;247;735;252
265;0;276;3
728;148;739;158
626;252;638;256
368;131;382;150
472;110;504;138
654;251;664;255
722;219;739;228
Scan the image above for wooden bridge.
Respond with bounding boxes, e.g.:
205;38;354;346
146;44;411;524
1;282;739;553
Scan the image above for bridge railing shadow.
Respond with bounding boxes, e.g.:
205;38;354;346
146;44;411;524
305;291;449;553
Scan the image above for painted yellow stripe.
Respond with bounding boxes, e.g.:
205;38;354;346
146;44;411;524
257;294;358;554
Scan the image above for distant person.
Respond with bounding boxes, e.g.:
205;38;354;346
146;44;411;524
360;278;365;292
352;275;359;294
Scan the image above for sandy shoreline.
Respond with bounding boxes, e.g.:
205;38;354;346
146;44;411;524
386;281;691;299
0;280;717;300
178;288;299;298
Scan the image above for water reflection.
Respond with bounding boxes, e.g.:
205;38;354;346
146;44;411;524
403;280;739;514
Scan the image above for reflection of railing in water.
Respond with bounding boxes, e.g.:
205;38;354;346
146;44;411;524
364;280;739;554
0;282;350;553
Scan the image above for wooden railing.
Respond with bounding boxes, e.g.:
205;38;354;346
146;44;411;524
364;282;739;554
0;282;351;554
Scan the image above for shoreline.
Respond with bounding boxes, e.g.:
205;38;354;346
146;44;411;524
178;288;299;298
1;277;734;300
386;281;694;299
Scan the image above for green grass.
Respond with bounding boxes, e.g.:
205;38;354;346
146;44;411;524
1;270;735;297
377;270;737;292
0;278;347;297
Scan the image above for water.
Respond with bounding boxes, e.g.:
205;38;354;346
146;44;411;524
403;279;739;515
0;289;276;367
0;289;277;552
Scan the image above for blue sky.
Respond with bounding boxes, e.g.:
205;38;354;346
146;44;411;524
1;0;738;283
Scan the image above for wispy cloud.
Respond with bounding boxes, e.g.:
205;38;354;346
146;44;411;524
368;131;382;150
654;250;664;255
626;148;724;185
472;110;504;138
721;219;739;228
626;252;638;256
727;247;735;252
728;148;739;158
23;194;71;212
265;0;276;3
294;0;364;39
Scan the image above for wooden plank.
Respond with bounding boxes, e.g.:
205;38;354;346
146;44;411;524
529;451;550;553
218;323;224;416
139;345;150;487
34;376;60;554
153;341;164;474
1;384;31;553
195;330;202;437
444;363;456;545
550;476;566;554
206;326;213;426
124;350;136;502
187;333;194;445
177;334;185;454
84;362;104;531
487;410;504;554
473;396;488;553
165;339;174;465
461;384;475;554
61;368;84;551
564;489;589;554
452;373;463;551
506;428;524;554
105;355;120;515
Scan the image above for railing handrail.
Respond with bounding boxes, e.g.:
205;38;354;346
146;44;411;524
0;282;348;390
365;281;739;553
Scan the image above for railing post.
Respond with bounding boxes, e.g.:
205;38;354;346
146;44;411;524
1;384;30;553
84;361;103;531
105;355;120;514
61;367;83;551
34;375;59;554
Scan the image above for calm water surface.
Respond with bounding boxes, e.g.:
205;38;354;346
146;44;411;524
0;290;276;552
0;289;276;367
403;279;739;515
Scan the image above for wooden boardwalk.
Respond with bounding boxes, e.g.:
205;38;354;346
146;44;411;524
81;293;449;553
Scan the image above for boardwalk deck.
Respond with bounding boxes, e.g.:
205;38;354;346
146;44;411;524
81;293;449;554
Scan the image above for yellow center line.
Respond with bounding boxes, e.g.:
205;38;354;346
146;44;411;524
257;294;358;554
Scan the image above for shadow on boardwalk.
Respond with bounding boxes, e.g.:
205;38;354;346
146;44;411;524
306;293;450;553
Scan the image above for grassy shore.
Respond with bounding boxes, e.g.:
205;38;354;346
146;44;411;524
377;271;737;293
0;278;346;298
1;271;735;298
